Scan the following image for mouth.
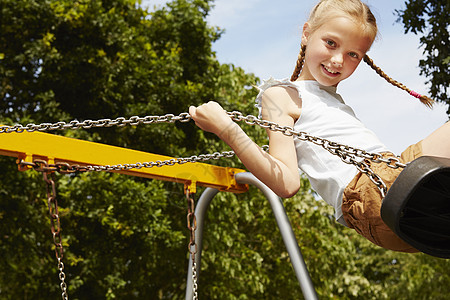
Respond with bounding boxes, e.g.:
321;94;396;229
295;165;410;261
321;64;340;77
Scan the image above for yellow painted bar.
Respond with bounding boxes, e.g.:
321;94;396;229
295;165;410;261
0;129;248;193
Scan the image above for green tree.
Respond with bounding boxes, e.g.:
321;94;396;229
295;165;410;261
1;0;450;299
0;0;257;298
396;0;450;116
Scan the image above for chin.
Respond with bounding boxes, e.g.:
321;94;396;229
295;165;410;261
317;78;339;87
319;74;349;87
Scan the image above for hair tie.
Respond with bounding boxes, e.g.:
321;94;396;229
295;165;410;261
410;90;422;99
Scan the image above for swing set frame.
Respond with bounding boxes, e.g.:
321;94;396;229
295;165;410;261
1;111;449;298
0;123;319;299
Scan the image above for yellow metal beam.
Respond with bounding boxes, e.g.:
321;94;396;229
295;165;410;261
0;129;248;193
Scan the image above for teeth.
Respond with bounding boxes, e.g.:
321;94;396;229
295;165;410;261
324;65;338;74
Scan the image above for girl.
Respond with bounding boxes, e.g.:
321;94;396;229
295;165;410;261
189;0;450;253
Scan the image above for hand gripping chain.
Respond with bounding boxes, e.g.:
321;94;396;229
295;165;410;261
5;111;406;195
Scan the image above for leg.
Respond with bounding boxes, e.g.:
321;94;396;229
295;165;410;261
421;121;450;158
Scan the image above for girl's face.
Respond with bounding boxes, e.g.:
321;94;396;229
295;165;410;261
299;16;374;86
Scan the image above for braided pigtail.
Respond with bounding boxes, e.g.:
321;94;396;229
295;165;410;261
290;44;307;81
363;55;434;108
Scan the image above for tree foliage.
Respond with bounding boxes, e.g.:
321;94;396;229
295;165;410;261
1;0;450;299
395;0;450;115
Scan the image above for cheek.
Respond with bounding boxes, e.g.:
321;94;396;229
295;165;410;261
339;62;360;81
344;59;361;73
305;45;327;64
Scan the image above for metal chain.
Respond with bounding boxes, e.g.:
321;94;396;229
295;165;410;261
6;110;407;296
186;188;198;300
18;150;237;175
0;110;405;170
6;110;406;195
0;113;191;133
226;111;407;196
41;163;69;300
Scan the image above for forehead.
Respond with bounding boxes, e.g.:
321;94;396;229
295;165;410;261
314;17;374;52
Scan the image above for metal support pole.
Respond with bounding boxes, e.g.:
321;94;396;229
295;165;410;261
235;172;317;300
185;172;317;300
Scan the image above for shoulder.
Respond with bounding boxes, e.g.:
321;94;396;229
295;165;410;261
263;85;299;99
261;85;302;122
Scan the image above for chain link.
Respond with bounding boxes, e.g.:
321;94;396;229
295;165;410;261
19;150;236;175
233;111;406;168
227;111;406;196
7;110;406;195
41;162;69;300
0;113;192;133
186;188;198;300
6;110;410;297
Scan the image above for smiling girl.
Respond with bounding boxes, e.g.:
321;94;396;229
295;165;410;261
189;0;450;253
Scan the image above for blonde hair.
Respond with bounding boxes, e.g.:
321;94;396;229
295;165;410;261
290;0;434;107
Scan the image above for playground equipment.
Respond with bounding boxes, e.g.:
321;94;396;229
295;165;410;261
381;156;450;259
0;121;318;299
184;172;317;300
1;111;449;299
0;125;248;193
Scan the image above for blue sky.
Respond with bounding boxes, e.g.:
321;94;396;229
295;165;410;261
143;0;448;154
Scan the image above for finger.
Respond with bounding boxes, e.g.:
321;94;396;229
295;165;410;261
188;106;196;118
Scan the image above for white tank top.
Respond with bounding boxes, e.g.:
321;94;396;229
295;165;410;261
255;78;389;225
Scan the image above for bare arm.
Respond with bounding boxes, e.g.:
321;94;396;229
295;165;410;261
189;86;301;198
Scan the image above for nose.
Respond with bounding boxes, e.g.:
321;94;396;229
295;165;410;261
331;52;344;67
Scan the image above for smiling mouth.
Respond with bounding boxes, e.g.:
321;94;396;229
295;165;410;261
322;65;340;76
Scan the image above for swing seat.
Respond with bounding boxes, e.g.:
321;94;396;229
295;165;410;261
381;156;450;258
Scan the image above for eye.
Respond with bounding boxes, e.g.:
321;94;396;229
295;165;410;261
325;39;336;47
348;52;359;59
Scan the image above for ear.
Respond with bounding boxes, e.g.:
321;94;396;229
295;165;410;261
301;22;311;45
